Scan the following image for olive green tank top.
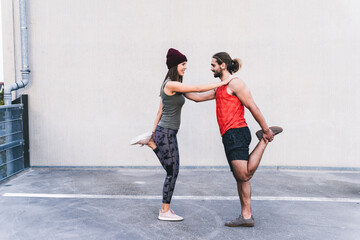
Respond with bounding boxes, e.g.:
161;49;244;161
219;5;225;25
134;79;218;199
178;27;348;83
158;79;185;130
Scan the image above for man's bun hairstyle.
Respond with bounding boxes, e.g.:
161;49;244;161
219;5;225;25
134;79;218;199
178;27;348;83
213;52;242;74
229;58;241;73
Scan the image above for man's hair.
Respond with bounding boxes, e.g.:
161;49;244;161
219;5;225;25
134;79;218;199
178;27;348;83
213;52;242;74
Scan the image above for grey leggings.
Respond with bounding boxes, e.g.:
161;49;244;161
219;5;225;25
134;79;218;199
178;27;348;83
153;125;180;204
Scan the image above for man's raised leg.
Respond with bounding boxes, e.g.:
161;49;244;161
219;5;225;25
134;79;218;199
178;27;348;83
232;138;268;182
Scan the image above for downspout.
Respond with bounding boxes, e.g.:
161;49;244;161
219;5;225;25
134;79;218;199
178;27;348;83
4;0;30;105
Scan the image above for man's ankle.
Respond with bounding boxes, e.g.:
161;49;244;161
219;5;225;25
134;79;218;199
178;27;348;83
242;213;252;219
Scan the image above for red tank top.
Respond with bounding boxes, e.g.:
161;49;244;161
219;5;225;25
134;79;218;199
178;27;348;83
216;85;247;136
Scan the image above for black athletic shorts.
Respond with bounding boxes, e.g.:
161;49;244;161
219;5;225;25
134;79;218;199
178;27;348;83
222;127;251;171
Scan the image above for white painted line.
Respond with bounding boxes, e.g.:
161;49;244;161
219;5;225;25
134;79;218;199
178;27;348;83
133;181;146;184
251;196;360;203
2;193;360;203
2;193;160;200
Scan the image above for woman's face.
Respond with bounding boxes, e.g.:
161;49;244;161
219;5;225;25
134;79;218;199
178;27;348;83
177;61;187;76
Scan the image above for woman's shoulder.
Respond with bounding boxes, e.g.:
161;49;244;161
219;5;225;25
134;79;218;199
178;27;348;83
164;80;182;91
165;80;182;86
162;78;172;86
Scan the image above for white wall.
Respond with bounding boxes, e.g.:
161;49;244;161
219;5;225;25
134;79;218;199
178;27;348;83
2;0;360;168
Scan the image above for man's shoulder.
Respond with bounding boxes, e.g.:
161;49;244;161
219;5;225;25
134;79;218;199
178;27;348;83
228;76;246;89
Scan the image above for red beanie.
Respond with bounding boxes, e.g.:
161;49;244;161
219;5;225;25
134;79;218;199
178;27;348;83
166;48;187;69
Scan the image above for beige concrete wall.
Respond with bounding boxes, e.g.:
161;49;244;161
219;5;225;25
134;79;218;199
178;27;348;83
2;0;360;168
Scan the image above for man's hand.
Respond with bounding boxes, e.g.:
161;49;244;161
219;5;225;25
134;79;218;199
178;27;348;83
262;129;274;142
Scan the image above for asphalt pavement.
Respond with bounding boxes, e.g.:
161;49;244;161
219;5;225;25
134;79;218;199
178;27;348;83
0;167;359;240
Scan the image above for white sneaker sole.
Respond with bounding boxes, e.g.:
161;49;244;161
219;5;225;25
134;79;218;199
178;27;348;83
158;216;184;221
130;132;152;145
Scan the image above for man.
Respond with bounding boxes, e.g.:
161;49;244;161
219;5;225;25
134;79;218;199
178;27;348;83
184;52;282;227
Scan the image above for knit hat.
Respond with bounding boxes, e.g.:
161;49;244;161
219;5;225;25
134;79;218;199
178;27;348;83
166;48;187;69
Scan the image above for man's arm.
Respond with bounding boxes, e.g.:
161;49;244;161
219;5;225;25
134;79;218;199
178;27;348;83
184;90;216;102
228;78;274;141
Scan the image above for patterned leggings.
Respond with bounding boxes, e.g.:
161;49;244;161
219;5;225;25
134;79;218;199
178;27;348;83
153;125;180;204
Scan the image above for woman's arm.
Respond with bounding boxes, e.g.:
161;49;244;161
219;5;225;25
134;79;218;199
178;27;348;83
152;98;163;133
165;76;234;95
184;90;216;102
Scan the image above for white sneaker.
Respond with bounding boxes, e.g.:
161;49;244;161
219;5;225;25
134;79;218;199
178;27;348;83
158;209;184;221
130;132;153;146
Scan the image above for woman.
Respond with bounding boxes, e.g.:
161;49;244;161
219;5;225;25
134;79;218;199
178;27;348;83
131;48;233;221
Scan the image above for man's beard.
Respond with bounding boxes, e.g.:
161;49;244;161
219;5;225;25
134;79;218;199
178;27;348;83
213;70;222;78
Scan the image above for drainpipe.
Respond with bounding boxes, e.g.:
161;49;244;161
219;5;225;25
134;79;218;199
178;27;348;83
4;0;30;105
